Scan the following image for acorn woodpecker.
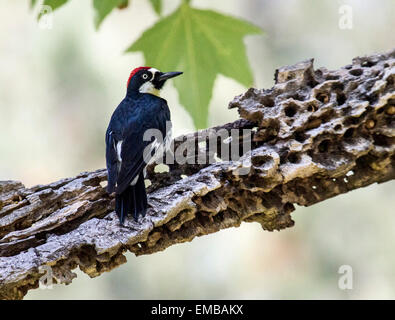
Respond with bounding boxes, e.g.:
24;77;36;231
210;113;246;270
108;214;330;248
105;67;183;225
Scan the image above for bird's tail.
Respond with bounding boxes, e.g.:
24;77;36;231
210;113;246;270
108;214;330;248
115;172;147;225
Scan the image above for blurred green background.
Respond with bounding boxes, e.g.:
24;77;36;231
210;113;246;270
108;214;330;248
0;0;394;299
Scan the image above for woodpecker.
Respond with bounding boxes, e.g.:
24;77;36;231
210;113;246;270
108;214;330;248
105;67;183;225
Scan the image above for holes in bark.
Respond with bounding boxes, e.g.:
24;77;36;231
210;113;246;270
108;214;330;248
336;92;346;106
12;194;21;202
305;118;322;130
306;101;319;112
373;134;390;147
288;152;301;164
344;128;354;139
326;74;340;80
316;92;329;104
349;69;363;77
318;139;330;153
285;104;297;117
260;95;274;108
332;82;344;91
294;131;308;143
280;150;301;165
252;155;273;167
361;60;375;67
344;116;362;126
255;119;280;143
291;93;306;101
367;93;378;105
334;124;342;131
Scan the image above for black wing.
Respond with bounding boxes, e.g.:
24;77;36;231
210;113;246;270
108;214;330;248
108;95;170;195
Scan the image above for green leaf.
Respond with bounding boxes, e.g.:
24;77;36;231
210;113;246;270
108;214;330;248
38;0;68;19
42;0;68;11
93;0;128;30
127;3;262;129
149;0;162;15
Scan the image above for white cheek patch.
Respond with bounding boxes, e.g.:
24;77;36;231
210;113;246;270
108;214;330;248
139;79;161;97
139;68;160;96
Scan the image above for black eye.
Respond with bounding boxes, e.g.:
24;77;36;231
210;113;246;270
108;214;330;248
142;74;149;80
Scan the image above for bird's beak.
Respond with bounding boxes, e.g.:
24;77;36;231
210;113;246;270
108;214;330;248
158;71;183;81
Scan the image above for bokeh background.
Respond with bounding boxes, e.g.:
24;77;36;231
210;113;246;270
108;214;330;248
0;0;394;299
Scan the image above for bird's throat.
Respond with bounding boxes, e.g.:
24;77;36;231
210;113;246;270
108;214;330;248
139;82;161;97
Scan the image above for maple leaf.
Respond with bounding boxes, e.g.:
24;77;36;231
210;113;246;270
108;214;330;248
149;0;162;15
127;2;262;128
93;0;129;29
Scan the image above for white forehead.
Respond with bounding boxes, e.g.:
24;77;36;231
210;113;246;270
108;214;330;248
148;68;159;74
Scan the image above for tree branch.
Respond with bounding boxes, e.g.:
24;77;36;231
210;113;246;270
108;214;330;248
1;49;394;299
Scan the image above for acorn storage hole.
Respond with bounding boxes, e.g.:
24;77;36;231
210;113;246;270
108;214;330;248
292;93;304;101
260;95;274;108
349;68;363;77
318;139;330;153
294;131;308;143
373;134;390;147
336;92;346;106
252;155;273;167
361;60;376;67
344;128;354;139
288;152;301;164
307;104;316;112
316;92;329;104
285;104;297;117
344;116;361;126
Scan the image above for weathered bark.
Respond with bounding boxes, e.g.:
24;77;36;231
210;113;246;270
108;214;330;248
0;49;394;300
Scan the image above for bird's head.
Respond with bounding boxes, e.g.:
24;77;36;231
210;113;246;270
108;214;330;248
126;67;183;97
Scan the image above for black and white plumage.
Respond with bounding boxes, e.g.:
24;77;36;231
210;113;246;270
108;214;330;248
105;67;182;224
